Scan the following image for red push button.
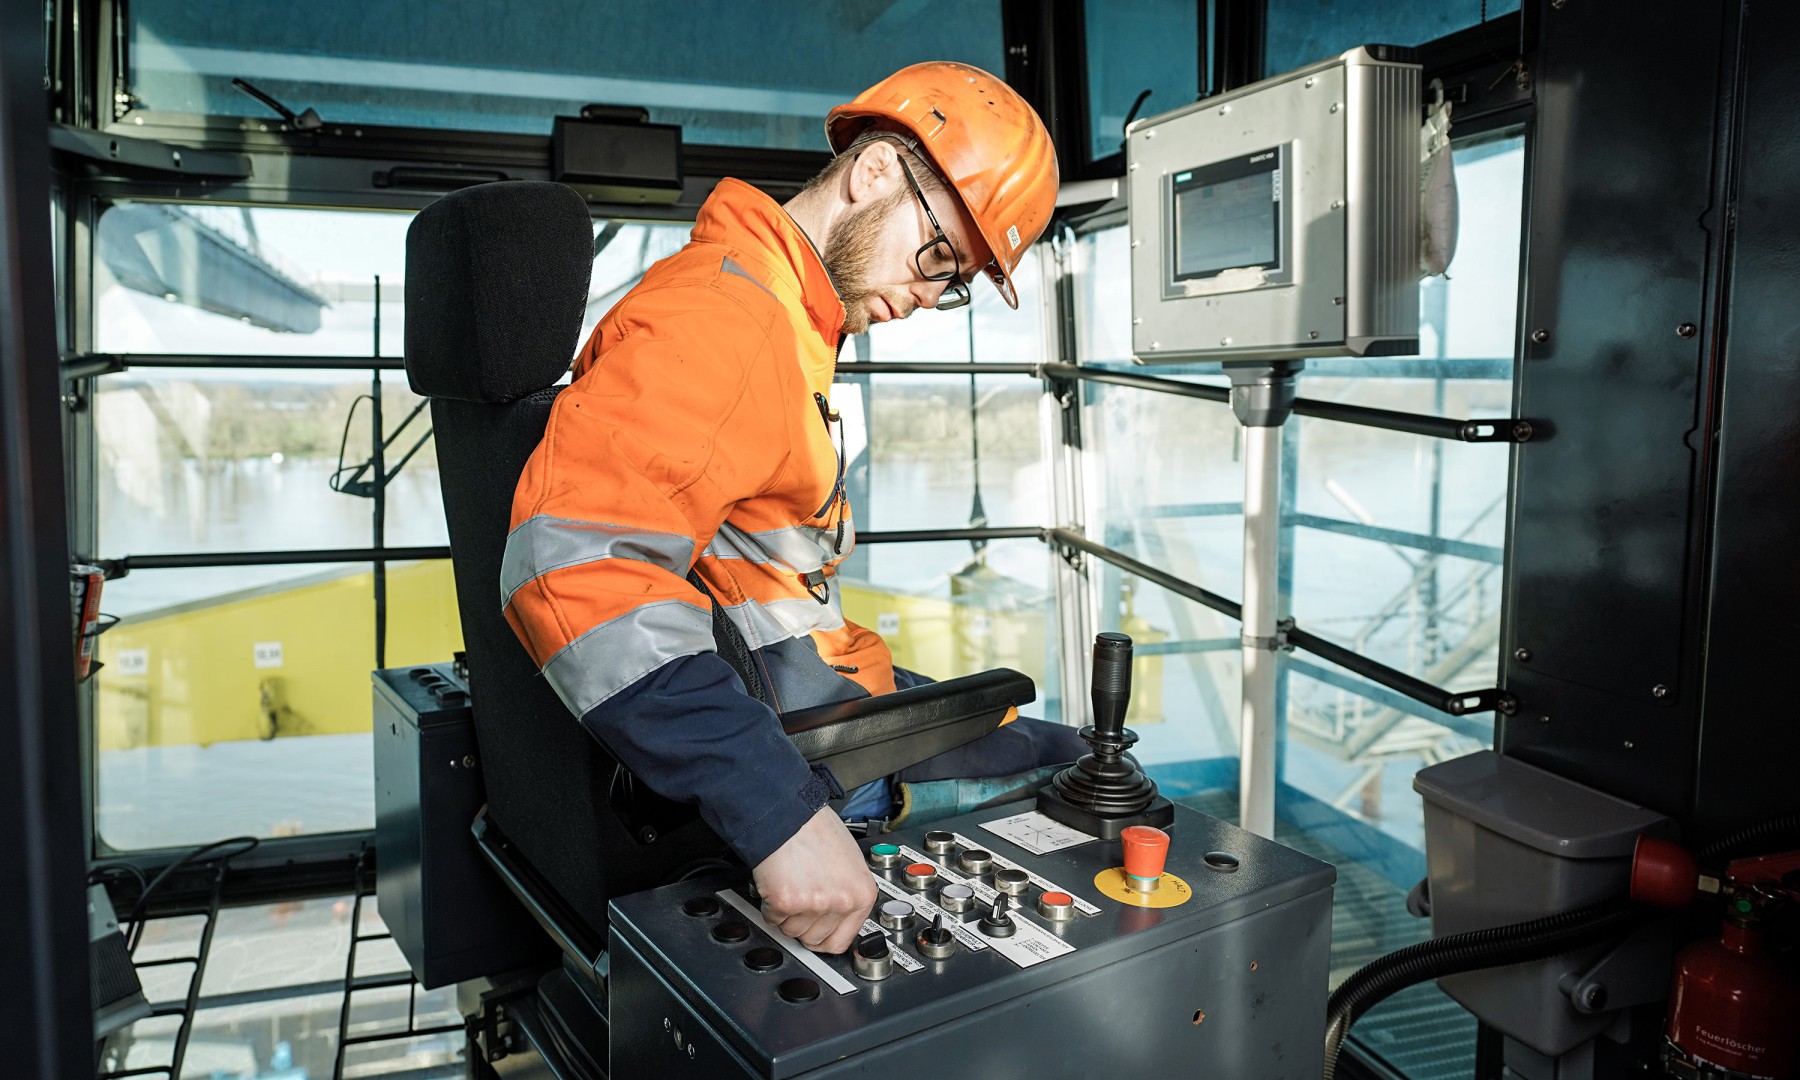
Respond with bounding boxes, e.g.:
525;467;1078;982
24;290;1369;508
1121;826;1171;890
1037;890;1076;920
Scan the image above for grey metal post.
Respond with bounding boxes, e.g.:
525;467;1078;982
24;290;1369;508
1226;361;1301;837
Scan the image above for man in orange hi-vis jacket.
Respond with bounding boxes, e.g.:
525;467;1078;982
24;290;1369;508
505;63;1079;956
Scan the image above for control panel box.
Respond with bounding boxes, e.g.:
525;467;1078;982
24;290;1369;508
1128;45;1421;362
372;662;551;988
608;800;1334;1079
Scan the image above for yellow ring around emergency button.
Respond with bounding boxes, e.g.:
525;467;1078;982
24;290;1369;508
1093;867;1194;908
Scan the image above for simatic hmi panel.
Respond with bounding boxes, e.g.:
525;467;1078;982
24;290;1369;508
1129;45;1421;362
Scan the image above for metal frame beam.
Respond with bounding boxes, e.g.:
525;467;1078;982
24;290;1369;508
1;0;94;1068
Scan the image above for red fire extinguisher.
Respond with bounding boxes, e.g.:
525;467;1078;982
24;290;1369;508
1634;841;1800;1078
1665;892;1799;1078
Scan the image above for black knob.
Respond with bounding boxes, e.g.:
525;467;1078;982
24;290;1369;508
743;947;783;972
778;977;821;1004
1091;632;1133;741
682;896;721;918
979;895;1017;938
711;921;750;944
917;915;957;960
852;932;894;981
856;933;890;959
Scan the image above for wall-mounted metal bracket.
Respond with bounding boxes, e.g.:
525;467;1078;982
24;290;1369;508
1242;617;1296;652
49;124;251;179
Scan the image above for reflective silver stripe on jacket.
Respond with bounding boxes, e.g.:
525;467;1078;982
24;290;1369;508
721;593;847;650
540;600;714;717
721;256;777;300
501;514;694;609
702;521;852;575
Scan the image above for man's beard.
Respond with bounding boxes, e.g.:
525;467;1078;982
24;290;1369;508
822;188;910;335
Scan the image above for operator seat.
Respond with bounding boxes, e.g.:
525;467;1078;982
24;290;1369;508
404;180;724;942
402;180;1033;965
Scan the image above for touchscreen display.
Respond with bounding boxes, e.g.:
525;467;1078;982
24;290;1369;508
1171;149;1283;282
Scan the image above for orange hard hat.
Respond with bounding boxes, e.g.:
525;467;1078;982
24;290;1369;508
826;61;1059;309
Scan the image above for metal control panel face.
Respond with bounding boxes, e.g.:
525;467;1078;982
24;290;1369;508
609;801;1335;1080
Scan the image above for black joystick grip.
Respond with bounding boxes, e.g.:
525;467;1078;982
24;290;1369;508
1034;631;1174;839
1091;632;1133;740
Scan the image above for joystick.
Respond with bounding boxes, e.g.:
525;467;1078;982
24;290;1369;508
1036;633;1174;838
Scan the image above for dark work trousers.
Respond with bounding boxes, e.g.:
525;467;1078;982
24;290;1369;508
835;666;1090;826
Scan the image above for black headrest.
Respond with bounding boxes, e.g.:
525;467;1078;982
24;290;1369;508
404;181;593;402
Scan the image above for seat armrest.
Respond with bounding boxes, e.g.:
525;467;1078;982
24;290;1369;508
780;668;1036;790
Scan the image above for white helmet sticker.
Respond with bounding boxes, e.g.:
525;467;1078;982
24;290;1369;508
1007;224;1021;251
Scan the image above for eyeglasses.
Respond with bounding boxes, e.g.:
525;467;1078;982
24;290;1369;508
895;156;972;312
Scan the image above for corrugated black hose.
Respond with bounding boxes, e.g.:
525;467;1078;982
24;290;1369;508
1321;897;1642;1080
1697;812;1800;863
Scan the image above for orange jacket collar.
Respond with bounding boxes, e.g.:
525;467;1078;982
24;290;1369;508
692;178;846;346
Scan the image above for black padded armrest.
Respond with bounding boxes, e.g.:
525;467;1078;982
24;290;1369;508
780;668;1036;791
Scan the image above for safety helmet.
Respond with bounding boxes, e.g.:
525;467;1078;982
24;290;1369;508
826;61;1059;310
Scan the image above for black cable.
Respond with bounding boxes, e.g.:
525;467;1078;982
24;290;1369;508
1321;898;1640;1080
88;861;148;895
1697;813;1800;864
328;394;375;494
124;836;260;953
1121;88;1155;137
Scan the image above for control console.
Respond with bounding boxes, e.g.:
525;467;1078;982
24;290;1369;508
608;799;1334;1078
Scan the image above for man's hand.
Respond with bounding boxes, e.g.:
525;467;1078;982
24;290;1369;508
752;805;876;954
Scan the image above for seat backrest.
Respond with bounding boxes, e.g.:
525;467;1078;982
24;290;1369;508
404;181;721;937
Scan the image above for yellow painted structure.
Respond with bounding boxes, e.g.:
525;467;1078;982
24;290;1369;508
97;561;1165;750
96;562;464;751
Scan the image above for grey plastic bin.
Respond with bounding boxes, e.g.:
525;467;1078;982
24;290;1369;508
1414;750;1672;1056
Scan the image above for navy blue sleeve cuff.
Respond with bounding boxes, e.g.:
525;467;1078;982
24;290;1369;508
577;651;836;867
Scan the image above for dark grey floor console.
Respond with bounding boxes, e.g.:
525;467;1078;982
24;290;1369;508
608;799;1334;1079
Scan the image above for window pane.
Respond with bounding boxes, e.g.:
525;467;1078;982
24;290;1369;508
860;246;1046;364
93;369;446;558
94;560;462;851
1073;132;1524;1080
841;538;1063;723
96;204;410;357
1085;376;1246;763
1086;0;1199;162
126;0;1004;149
1266;0;1521;76
584;220;692;343
1280;132;1523;848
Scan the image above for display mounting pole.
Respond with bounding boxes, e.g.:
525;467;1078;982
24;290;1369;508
1228;360;1302;838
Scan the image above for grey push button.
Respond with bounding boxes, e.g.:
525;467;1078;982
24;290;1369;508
923;831;956;855
878;899;915;932
938;883;975;913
